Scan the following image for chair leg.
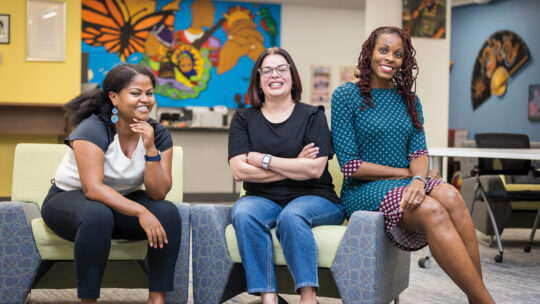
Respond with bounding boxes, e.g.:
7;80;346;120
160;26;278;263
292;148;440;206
524;208;540;253
478;185;504;263
469;178;480;214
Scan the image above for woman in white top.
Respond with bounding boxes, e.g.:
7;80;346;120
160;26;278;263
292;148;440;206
41;64;181;304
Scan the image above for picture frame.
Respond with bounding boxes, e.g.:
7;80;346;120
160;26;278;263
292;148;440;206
0;14;10;44
311;65;331;105
26;0;66;61
529;84;540;121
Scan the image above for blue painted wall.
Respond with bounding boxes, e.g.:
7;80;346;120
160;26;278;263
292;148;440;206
450;0;540;141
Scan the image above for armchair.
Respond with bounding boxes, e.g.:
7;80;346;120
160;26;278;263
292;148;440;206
0;144;190;304
191;157;410;304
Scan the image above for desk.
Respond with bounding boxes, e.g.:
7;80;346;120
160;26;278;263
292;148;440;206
428;147;540;180
418;147;540;267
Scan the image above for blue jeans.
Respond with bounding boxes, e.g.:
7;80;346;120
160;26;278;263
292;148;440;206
231;195;344;294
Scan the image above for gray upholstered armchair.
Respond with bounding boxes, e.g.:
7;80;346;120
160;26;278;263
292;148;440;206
191;158;410;304
0;144;190;304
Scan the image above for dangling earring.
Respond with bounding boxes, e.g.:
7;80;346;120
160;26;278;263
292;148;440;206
111;106;119;123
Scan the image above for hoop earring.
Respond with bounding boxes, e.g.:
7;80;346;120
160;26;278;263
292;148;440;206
111;106;119;124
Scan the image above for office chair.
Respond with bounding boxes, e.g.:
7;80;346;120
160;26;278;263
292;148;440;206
469;133;540;262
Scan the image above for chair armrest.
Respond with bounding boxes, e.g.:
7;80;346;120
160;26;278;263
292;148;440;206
331;210;410;304
191;204;234;304
166;202;191;304
0;202;42;303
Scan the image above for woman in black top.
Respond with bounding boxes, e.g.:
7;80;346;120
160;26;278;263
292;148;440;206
228;47;344;304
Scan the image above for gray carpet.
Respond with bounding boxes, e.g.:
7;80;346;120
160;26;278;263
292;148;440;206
27;228;540;304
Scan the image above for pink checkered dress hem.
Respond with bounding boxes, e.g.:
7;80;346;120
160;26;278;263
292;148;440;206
378;178;445;251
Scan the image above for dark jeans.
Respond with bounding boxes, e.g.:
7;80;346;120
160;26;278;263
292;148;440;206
41;184;182;299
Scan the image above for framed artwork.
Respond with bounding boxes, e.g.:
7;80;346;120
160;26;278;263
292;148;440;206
529;84;540;121
339;65;356;84
0;14;9;44
403;0;446;39
26;0;66;61
471;31;529;110
311;65;331;105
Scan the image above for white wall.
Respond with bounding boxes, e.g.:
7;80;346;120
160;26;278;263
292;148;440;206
281;4;365;109
365;0;451;148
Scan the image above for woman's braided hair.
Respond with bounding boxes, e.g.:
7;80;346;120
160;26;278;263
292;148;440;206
355;26;422;131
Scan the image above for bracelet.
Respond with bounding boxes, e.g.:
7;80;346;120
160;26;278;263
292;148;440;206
411;175;427;190
145;153;161;162
262;154;272;169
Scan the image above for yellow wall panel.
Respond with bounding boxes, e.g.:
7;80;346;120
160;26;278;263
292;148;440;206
0;0;81;104
0;0;80;197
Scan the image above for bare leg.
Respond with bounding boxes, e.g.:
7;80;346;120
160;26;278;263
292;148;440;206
299;286;317;304
81;299;97;304
399;197;494;304
430;184;482;278
147;291;165;304
261;292;278;304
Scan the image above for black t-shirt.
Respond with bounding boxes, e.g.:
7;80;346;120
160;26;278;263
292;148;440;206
228;102;341;205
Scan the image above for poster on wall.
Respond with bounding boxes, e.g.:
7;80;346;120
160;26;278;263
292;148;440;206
402;0;446;39
471;30;529;110
81;0;281;108
311;65;331;105
0;14;10;44
529;84;540;121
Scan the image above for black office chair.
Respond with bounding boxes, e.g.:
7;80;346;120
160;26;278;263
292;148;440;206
470;133;540;262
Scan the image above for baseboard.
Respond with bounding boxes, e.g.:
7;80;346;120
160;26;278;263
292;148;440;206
0;197;10;201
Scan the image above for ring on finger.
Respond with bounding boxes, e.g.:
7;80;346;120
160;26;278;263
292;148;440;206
413;199;419;205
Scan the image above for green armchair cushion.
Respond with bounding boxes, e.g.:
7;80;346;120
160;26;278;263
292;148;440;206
31;217;148;260
225;224;346;268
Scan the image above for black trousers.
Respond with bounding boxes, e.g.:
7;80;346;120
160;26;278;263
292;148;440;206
41;184;182;299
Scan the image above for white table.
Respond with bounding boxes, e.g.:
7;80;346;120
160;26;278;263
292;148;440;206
417;147;540;267
428;147;540;180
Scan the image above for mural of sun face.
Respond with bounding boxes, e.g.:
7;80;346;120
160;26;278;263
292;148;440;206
82;0;281;108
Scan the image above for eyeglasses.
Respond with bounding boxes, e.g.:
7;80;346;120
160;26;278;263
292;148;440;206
258;64;291;78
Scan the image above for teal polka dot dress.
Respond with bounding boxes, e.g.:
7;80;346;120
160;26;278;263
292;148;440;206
331;82;443;251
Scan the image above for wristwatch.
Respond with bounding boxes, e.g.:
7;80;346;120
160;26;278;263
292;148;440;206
262;154;272;169
145;152;161;162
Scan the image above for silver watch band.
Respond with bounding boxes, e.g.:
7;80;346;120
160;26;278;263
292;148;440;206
262;154;272;169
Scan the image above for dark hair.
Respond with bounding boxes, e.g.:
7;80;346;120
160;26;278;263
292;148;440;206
247;47;302;107
355;26;421;131
0;21;3;28
64;64;156;130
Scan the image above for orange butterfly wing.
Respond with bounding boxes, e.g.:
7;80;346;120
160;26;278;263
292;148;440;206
82;0;177;61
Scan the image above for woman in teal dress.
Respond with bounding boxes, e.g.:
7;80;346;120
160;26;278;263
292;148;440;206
331;26;495;303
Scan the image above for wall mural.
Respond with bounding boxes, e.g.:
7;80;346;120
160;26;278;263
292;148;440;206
82;0;281;108
402;0;446;39
471;30;529;110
